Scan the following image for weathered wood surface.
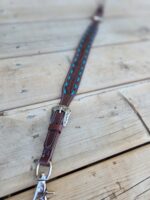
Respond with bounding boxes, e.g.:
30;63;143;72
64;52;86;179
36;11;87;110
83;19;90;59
0;82;150;197
0;0;150;24
0;0;150;198
6;145;150;200
0;0;103;23
1;41;150;111
106;0;150;17
0;16;150;59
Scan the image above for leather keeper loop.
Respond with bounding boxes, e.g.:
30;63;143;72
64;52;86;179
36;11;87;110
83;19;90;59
39;130;60;165
48;123;63;133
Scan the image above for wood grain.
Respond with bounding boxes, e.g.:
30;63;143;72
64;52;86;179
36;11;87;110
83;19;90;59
0;0;150;24
1;41;150;111
0;16;150;59
0;0;102;23
6;145;150;200
0;83;150;197
1;0;150;198
106;0;150;17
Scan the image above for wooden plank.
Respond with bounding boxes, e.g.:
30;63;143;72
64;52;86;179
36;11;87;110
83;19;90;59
0;16;150;59
1;41;150;111
120;83;150;130
0;0;102;23
6;145;150;200
105;0;150;17
0;84;150;197
0;0;149;24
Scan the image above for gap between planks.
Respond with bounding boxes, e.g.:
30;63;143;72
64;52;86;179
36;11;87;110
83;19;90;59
0;38;149;61
0;12;147;27
0;82;150;197
5;143;150;200
0;15;150;60
2;77;150;115
1;40;150;112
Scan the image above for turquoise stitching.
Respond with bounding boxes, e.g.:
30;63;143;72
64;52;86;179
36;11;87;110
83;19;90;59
79;71;82;76
65;82;68;86
71;90;76;95
74;84;78;89
63;88;67;94
82;59;86;65
63;23;97;96
68;75;71;80
77;77;80;82
70;69;73;74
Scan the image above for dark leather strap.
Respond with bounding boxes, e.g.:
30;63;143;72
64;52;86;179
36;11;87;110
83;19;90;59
39;6;104;166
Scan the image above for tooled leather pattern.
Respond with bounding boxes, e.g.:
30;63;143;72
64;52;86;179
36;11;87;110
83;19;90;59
39;6;103;165
60;21;99;106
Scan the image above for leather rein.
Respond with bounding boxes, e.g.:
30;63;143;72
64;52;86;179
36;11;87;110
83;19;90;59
33;6;104;200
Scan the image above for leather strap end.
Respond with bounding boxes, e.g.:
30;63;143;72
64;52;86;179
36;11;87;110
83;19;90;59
39;130;60;166
95;5;104;17
92;5;104;22
39;110;65;166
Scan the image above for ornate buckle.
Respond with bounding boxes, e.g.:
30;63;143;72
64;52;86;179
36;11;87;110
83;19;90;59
52;105;71;127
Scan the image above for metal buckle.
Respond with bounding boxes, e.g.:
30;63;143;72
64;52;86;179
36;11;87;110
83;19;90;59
52;105;71;127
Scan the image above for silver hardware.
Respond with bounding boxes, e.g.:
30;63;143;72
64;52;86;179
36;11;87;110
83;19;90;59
33;173;55;200
93;15;103;22
36;161;52;180
33;161;55;200
52;105;71;126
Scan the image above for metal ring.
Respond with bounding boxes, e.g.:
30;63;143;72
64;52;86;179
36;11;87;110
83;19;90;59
36;161;52;180
93;15;103;22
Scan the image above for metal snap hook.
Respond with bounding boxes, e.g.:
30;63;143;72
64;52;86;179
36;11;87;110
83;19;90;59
33;161;55;200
